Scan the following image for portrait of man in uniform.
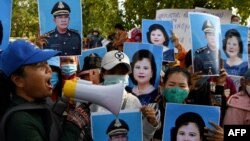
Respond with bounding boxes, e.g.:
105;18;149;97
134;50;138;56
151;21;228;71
38;0;82;56
193;19;219;75
106;118;129;141
91;111;143;141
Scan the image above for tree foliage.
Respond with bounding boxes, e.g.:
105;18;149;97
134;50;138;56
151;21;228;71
11;0;39;39
10;0;250;39
123;0;250;28
82;0;122;37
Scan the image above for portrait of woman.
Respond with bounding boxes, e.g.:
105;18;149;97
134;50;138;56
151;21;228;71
129;49;158;105
146;24;174;61
171;112;208;141
223;28;248;76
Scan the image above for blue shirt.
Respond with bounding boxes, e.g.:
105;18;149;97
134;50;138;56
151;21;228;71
224;60;248;76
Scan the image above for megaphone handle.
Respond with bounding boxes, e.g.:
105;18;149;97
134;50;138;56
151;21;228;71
121;97;127;110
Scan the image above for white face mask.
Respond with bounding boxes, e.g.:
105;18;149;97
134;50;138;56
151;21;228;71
246;85;250;96
103;75;129;86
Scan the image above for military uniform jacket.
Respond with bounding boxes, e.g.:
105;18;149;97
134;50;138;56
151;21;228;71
194;46;219;75
43;28;81;56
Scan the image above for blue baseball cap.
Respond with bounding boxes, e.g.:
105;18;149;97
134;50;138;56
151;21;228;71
0;39;60;77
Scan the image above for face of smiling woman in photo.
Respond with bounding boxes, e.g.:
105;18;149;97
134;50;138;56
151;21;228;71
176;122;201;141
226;36;240;58
133;58;153;85
150;29;166;45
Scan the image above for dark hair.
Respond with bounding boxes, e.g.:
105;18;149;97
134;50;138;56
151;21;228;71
115;23;125;31
0;20;3;45
171;112;207;141
130;49;157;86
147;24;169;46
164;67;191;86
0;66;25;119
223;29;243;58
82;53;101;71
231;15;240;22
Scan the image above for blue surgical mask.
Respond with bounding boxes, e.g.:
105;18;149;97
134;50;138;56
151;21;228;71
163;87;189;103
61;64;77;76
103;75;129;86
51;72;59;89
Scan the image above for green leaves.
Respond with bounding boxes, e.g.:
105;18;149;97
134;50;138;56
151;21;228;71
11;0;38;38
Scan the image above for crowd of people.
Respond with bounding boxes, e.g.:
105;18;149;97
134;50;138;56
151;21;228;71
0;13;250;141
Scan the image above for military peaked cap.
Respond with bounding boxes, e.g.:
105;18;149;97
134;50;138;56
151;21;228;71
202;19;215;33
51;1;71;16
106;119;129;136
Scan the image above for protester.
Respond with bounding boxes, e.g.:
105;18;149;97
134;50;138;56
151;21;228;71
47;56;62;101
0;40;90;141
60;56;79;80
185;49;236;99
223;69;250;125
113;23;128;51
89;30;103;48
90;50;159;141
171;33;187;68
153;67;225;141
127;27;142;42
83;35;90;49
230;15;241;24
78;53;101;84
60;56;80;110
